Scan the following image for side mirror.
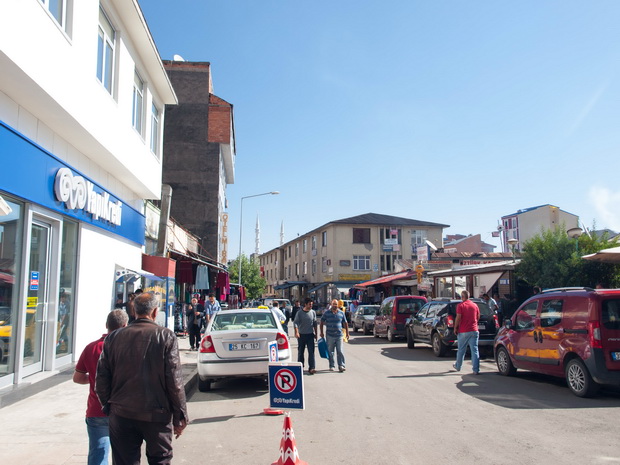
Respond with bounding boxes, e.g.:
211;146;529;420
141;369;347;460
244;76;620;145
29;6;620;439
504;319;512;329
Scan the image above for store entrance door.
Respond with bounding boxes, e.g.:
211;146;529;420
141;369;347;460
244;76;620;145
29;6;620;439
21;221;51;376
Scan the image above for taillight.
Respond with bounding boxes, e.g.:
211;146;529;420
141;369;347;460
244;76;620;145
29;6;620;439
199;335;216;353
589;321;602;349
493;314;499;329
446;315;454;328
276;332;289;350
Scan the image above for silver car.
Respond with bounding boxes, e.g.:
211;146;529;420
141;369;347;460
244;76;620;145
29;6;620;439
350;305;380;335
197;308;290;391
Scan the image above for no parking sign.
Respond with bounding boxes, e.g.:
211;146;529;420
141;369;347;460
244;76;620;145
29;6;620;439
268;362;304;410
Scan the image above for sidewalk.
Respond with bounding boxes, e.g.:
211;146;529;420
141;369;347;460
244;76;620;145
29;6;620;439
0;334;197;465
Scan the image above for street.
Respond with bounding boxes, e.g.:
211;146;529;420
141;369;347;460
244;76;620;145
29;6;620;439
176;333;620;464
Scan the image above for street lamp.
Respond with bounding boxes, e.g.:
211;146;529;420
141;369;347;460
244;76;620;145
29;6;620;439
567;227;583;253
507;238;519;262
238;191;280;287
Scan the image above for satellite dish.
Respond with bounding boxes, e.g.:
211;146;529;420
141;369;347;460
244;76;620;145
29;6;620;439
497;225;504;231
172;54;185;62
425;240;438;251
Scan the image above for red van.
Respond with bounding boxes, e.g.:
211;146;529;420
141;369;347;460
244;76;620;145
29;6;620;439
494;287;620;397
373;295;427;342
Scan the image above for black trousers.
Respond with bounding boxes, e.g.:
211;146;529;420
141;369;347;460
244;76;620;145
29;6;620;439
297;333;316;370
109;413;173;465
188;324;201;349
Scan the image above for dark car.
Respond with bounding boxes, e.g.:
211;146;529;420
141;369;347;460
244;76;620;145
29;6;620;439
350;305;380;335
494;287;620;397
406;298;499;357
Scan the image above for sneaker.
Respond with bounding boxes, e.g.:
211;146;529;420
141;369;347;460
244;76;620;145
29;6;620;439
309;369;316;375
339;366;345;372
329;367;335;371
473;371;480;375
452;363;460;372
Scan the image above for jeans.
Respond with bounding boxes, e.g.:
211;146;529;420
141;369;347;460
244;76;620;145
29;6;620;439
326;334;345;369
85;416;110;465
297;333;316;370
109;413;174;465
454;331;480;373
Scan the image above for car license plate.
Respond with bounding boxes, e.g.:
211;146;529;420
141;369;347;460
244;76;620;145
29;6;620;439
229;342;260;351
612;352;620;361
478;323;486;330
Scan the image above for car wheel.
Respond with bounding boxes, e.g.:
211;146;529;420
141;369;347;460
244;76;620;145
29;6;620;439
496;346;517;376
406;329;415;349
565;358;600;398
387;327;395;342
431;332;447;357
198;378;212;392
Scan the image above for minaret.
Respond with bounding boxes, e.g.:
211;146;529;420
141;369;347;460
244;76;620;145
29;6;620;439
255;215;260;256
280;221;284;245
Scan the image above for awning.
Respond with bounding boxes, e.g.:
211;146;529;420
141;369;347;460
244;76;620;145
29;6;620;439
582;246;620;264
308;283;328;293
169;249;227;272
274;281;307;290
356;271;414;287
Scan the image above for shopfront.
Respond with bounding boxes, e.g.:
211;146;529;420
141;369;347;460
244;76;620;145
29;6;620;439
0;123;146;388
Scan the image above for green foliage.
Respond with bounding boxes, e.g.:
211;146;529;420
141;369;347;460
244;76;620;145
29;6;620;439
228;254;267;299
516;226;620;289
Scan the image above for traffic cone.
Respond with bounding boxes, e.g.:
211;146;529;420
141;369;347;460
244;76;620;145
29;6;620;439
271;414;308;465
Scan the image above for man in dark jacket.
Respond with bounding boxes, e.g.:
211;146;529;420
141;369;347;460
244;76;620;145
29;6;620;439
96;292;188;465
186;297;204;350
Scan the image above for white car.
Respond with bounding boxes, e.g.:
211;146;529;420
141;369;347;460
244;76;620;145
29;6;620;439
197;308;290;391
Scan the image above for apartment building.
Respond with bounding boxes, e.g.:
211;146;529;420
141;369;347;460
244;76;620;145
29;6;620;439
0;0;175;388
259;213;448;305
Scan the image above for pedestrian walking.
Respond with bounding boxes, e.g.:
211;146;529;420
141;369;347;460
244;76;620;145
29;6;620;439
96;292;188;465
73;309;128;465
319;299;349;372
291;300;302;323
204;293;221;324
271;301;286;325
294;298;318;374
186;297;204;351
452;290;480;374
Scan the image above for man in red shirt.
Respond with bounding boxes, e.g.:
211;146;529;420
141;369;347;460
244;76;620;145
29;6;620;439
453;290;480;374
73;309;128;465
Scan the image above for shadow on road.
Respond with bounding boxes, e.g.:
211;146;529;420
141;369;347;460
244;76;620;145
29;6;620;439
454;371;620;409
190;378;268;402
380;345;495;362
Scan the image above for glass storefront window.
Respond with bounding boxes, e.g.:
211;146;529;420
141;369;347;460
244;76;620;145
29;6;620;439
0;196;23;377
56;220;78;358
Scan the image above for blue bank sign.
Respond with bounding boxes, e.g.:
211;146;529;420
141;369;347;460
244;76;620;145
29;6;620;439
268;363;304;410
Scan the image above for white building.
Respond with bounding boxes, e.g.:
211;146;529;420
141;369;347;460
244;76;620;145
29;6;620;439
0;0;176;388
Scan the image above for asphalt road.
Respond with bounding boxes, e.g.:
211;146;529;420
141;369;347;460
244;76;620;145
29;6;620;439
174;333;620;465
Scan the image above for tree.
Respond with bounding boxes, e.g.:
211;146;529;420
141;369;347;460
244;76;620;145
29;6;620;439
228;254;267;299
516;226;620;289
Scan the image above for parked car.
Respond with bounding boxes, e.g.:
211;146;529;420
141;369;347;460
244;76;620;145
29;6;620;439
350;305;380;334
494;287;620;397
373;295;427;342
197;308;290;391
405;298;498;357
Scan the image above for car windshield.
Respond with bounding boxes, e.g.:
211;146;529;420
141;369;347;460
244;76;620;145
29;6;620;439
396;299;424;314
360;306;378;315
211;312;277;331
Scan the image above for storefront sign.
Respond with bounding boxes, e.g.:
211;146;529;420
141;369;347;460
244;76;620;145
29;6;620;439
54;168;122;226
29;271;39;290
220;213;228;264
384;238;398;245
339;274;371;281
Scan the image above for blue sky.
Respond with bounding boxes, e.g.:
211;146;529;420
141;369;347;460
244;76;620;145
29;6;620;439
140;1;620;257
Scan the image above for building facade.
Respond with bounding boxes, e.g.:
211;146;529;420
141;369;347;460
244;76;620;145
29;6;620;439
0;0;175;388
162;61;235;266
259;213;448;306
501;204;580;251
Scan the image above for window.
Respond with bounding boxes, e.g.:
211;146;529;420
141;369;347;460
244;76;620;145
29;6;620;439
312;259;317;275
311;235;316;251
302;239;307;253
287;265;291;279
295;243;299;257
353;255;370;271
353;228;371;244
381;228;401;244
381;254;402;272
411;229;427;246
602;299;620;330
97;7;115;94
295;263;299;276
515;301;538;330
150;103;160;156
132;71;145;135
303;261;307;275
322;257;328;273
540;299;563;327
40;0;67;30
322;231;327;247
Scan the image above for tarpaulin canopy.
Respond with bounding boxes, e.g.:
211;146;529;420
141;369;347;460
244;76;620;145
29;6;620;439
355;271;414;288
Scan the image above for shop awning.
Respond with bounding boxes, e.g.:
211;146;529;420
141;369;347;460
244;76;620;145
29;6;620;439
169;250;227;272
308;282;328;293
274;281;307;290
356;271;415;287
